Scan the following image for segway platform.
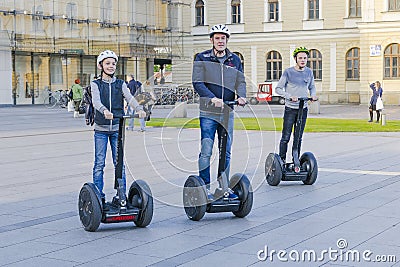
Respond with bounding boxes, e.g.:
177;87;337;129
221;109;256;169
183;100;253;221
102;202;140;223
265;151;318;186
79;179;153;231
264;97;318;186
206;196;241;213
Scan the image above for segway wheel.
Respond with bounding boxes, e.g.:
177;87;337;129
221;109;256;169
300;152;318;185
78;185;102;232
183;175;207;221
230;173;253;218
128;180;153;227
265;153;283;186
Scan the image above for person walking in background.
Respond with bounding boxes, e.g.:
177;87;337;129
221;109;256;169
368;81;383;123
126;75;145;131
71;79;83;118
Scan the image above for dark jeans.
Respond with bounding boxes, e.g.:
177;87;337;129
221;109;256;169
279;106;308;162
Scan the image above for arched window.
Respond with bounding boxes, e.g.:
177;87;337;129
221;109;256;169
346;47;360;80
233;52;244;71
384;43;400;78
266;51;282;81
195;0;204;26
307;49;322;80
231;0;241;24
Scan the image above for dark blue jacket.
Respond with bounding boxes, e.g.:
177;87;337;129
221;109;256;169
127;79;142;96
93;79;125;127
192;48;246;112
369;83;383;105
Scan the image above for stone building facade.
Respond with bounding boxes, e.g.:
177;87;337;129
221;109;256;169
178;0;400;104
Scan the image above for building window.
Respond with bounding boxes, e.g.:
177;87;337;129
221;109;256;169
233;52;244;71
266;51;282;81
50;57;63;84
231;0;241;24
389;0;400;11
32;5;44;32
101;0;112;23
346;47;360;80
195;0;204;26
349;0;361;17
66;2;78;30
168;3;178;30
384;43;400;78
308;0;319;20
268;0;279;21
307;49;322;80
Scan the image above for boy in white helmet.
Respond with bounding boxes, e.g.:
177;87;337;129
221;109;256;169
91;50;146;209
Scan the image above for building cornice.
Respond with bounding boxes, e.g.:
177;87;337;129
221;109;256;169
192;28;361;44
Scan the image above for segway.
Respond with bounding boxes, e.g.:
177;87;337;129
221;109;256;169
78;115;153;232
183;100;253;221
265;97;318;186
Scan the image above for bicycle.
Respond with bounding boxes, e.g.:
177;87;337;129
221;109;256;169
43;89;69;108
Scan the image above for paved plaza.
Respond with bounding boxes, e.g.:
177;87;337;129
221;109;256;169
0;104;399;266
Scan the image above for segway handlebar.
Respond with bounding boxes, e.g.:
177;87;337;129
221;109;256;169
224;100;247;106
290;97;318;102
113;114;140;119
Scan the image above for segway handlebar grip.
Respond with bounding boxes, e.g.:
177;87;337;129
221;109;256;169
224;100;247;106
297;97;314;101
113;114;140;119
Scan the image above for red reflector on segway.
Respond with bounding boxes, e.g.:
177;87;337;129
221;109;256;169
105;215;136;222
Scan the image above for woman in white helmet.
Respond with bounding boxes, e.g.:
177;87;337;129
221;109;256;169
90;50;146;209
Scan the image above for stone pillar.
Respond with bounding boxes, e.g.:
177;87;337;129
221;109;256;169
173;101;187;118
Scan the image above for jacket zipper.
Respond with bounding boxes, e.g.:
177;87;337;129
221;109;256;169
221;61;224;103
109;81;112;131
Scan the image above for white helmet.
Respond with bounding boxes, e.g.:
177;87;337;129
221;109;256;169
209;24;230;38
97;50;118;66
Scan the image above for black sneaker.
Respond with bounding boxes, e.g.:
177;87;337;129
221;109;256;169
112;195;120;206
101;198;109;211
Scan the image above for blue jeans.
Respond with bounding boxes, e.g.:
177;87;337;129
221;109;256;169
198;111;234;186
93;130;126;198
279;106;308;162
126;106;145;130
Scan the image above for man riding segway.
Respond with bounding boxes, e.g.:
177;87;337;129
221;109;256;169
183;24;253;221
